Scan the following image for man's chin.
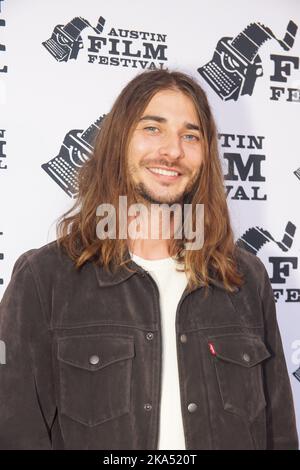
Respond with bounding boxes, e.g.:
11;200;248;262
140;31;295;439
133;181;190;206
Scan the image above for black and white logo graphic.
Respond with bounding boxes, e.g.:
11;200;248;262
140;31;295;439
293;366;300;382
294;166;300;181
0;129;6;170
42;16;105;62
198;21;297;101
42;15;168;69
219;133;266;201
42;115;105;198
236;221;296;254
237;222;299;303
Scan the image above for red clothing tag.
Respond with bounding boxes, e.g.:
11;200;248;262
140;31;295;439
208;342;216;356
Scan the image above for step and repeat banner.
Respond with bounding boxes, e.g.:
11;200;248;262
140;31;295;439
0;0;300;441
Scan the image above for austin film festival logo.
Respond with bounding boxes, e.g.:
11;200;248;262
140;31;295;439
237;221;299;304
198;20;299;102
42;15;168;69
219;133;266;201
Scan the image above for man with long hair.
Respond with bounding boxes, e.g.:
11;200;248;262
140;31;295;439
0;69;298;450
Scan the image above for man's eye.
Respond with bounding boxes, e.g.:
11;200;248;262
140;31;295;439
183;134;199;142
143;128;199;140
144;126;159;133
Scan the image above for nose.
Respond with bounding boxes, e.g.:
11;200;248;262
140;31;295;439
159;132;184;160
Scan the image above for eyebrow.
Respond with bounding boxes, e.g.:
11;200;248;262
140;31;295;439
139;115;200;131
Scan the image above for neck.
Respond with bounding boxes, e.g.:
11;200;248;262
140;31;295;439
127;203;178;260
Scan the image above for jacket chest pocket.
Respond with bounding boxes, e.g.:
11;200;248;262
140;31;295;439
57;334;135;427
208;334;271;422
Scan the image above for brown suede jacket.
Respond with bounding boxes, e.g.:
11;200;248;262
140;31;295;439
0;241;298;449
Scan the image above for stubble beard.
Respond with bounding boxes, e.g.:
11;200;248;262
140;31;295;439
133;171;200;207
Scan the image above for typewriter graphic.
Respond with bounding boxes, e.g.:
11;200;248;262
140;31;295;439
42;16;105;62
198;20;297;101
236;221;296;255
42;115;105;198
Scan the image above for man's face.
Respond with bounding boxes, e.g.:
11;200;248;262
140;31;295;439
127;88;204;205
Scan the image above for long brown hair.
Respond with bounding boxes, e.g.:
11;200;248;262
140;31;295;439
56;68;244;293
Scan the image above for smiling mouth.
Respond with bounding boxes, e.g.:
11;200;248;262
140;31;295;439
146;167;182;180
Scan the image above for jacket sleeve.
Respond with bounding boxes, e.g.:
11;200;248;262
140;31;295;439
258;258;299;449
0;252;56;449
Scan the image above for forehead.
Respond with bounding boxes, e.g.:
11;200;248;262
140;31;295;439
143;89;198;118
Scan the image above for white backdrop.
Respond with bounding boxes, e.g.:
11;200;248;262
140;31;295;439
0;0;300;441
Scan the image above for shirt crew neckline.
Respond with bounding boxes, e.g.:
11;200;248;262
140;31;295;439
129;251;178;271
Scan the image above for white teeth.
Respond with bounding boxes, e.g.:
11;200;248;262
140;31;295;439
149;167;179;177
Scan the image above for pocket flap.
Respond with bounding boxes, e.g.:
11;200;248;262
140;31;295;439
57;334;135;371
208;334;271;367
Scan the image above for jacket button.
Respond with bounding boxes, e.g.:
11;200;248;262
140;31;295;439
89;355;100;365
146;332;154;341
144;403;152;411
180;334;187;343
242;353;250;363
187;403;198;413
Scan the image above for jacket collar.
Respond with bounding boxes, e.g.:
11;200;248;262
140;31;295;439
93;247;150;287
93;247;239;292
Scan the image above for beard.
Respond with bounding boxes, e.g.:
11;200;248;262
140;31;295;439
132;170;201;206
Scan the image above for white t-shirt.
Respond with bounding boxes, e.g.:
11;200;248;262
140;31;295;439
129;251;188;450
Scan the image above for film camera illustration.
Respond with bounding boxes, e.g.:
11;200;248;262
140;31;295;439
236;221;296;255
42;15;105;62
198;20;297;101
42;115;105;198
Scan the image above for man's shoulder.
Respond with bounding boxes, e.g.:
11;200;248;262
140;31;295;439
12;240;73;277
234;244;267;285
